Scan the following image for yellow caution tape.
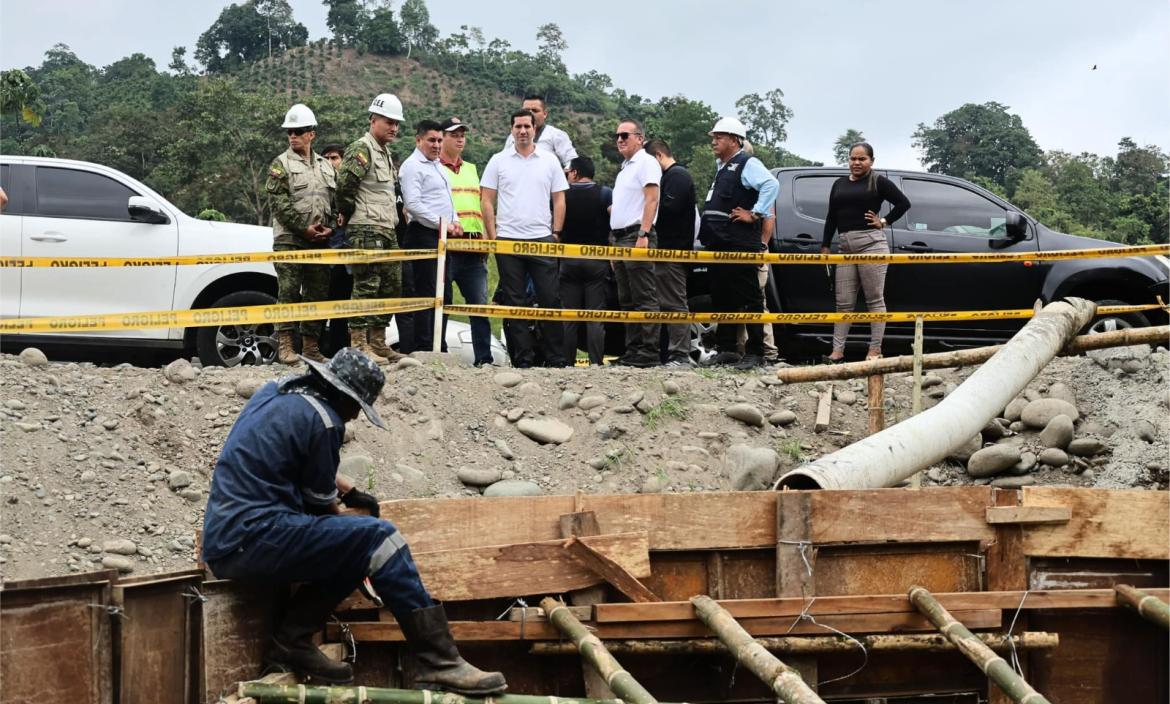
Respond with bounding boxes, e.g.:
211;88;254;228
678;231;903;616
448;239;1170;265
0;298;435;334
0;249;438;268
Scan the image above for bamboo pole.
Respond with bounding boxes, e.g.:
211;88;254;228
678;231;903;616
690;595;825;704
431;216;448;353
531;631;1059;656
239;682;682;704
775;323;1168;384
908;585;1052;704
866;374;884;435
539;597;658;704
1115;585;1170;629
909;315;925;488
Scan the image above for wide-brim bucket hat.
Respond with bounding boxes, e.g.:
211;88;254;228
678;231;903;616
301;347;386;429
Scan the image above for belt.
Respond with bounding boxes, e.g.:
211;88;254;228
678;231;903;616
448;232;484;240
611;223;644;236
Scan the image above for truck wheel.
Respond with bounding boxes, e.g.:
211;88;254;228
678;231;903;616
1082;298;1151;335
687;295;717;366
195;290;279;367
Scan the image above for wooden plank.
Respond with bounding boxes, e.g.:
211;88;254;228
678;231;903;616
642;552;710;602
562;536;660;603
867;373;884;436
593;589;1170;623
807;486;996;544
776;491;814;598
813;384;833;432
380;492;778;552
814;542;982;596
1021;487;1169;559
115;572;201;704
986;489;1029;592
986;505;1071;525
557;511;612;698
200;580;282;704
415;532;650;602
332;609;1003;642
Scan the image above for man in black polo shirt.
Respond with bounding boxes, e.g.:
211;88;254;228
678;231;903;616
645;138;696;367
558;156;612;365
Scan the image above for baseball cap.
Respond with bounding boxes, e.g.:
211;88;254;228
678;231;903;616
440;117;470;132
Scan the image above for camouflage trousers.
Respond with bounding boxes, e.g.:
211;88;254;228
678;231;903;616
347;225;401;329
274;242;331;337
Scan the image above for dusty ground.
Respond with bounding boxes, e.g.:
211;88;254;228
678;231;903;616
1;343;1166;582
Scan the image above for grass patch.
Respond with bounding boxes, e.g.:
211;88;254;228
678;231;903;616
778;438;804;463
643;395;689;430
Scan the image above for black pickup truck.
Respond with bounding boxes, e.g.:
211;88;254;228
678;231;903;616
686;167;1169;360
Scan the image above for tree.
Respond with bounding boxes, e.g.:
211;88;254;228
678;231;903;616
324;0;368;46
833;128;865;166
168;47;192;76
364;7;405;56
912;102;1042;190
464;25;486;66
195;0;308;73
536;23;567;69
399;0;438;58
645;95;718;168
1111;137;1168;197
0;69;45;126
734;89;792;149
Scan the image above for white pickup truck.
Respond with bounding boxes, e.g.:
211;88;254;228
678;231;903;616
0;156;279;366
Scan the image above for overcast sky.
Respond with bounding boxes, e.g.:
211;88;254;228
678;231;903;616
2;0;1167;169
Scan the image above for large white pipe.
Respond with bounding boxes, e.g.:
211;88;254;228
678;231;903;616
776;299;1096;490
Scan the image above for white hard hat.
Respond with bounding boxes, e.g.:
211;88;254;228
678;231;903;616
281;103;317;129
368;93;405;122
709;116;748;139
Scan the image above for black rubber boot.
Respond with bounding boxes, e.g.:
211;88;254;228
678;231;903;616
262;584;354;685
401;604;507;696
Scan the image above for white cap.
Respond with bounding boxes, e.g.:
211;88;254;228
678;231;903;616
368;93;405;122
709;116;748;139
281;104;317;129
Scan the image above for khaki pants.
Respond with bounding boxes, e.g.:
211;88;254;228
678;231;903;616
737;264;778;357
832;229;889;352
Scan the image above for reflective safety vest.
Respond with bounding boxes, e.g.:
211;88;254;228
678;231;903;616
442;162;484;235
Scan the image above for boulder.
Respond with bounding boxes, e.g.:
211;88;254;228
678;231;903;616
725;445;780;491
1003;397;1028;422
949;434;983;464
517;418;574;444
768;410;797;427
483;480;543;497
577;395;607;410
966;445;1021;478
18;347;49;366
558;391;581;410
102;556;135;573
1038;415;1074;449
1068;438;1106;457
990;475;1037;489
103;539;138;555
457;467;501;487
1038;448;1069;467
1046;382;1077;407
492;372;523;388
1011;452;1038;475
163;358;197;383
724;404;765;428
1021;398;1079;429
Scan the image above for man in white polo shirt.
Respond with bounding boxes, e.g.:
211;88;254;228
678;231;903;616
610;119;662;367
481;108;570;368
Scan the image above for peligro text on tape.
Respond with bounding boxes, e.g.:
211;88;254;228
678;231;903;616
0;248;438;268
446;239;1170;265
0;298;435;335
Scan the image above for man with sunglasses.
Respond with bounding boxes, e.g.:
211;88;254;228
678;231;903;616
266;103;336;364
336;93;410;365
610;120;662;367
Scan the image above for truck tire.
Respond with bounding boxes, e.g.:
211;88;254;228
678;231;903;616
1082;298;1151;335
686;294;717;365
195;290;279;367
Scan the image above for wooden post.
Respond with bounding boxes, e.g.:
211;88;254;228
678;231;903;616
910;315;924;487
866;373;884;436
431;216;448;353
908;585;1052;704
540;597;659;704
559;510;614;698
690;596;825;704
1115;584;1170;629
813;384;833;433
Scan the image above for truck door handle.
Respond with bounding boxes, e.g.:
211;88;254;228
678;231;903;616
782;234;818;248
897;242;933;252
30;233;68;243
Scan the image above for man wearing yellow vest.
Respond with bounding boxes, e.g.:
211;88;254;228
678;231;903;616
438;118;493;366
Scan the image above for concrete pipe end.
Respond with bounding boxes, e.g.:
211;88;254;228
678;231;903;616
774;470;824;490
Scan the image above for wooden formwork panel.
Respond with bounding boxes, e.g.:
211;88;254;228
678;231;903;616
813;543;984;596
199;579;281;704
114;570;203;704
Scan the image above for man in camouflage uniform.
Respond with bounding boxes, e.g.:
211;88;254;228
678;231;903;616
335;93;409;364
267;103;336;364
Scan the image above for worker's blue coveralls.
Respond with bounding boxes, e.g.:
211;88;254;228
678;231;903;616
201;379;431;623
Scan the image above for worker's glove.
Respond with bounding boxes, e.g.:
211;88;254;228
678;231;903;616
340;488;381;518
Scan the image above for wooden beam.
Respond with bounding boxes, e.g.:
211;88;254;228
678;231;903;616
813;385;833;433
562;537;660;603
414;532;650;602
776;491;814;599
557;511;614;698
986;505;1071;525
1021;488;1169;559
807;486;996;544
866;374;884;436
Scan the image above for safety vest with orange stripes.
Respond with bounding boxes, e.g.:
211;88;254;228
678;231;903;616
442;162;485;235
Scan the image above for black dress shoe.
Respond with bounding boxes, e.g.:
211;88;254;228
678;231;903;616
732;354;764;371
708;351;742;366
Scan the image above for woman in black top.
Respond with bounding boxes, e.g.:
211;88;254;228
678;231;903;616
820;143;911;362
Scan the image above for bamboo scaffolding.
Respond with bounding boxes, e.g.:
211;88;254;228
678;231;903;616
690;595;825;704
908;585;1051;704
239;682;685;704
1115;584;1170;629
539;596;658;704
774;323;1168;384
531;631;1059;656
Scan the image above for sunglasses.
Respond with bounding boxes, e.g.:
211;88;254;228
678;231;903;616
614;132;642;141
287;127;314;136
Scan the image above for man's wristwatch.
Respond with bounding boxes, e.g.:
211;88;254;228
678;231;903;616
879;217;888;227
638;230;650;238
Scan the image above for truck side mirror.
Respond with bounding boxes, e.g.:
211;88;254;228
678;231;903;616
1004;211;1027;240
128;196;170;225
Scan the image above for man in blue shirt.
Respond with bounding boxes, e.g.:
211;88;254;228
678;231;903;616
202;348;505;696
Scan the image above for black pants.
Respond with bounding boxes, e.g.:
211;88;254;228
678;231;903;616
559;258;608;365
401;222;445;353
496;235;565;367
324;264;353;356
711;258;765;356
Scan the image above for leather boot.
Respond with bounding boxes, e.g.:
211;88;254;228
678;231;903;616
349;328;388;365
276;330;299;365
262;584;353;685
300;334;327;363
367;327;406;363
401;604;507;696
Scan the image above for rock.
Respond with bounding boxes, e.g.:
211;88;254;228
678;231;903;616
483;480;543;497
558;391;581;410
1038;448;1069;467
1021;398;1079;429
163;358;197;383
517;418;574;444
396;357;423;369
1068;438;1106;457
1011;452;1037;475
166;470;194;491
926;467;947;483
613;405;636;414
492;439;515;460
1135;419;1158;443
587;456;608;470
234;378;264;399
834;389;857;405
1003;397;1028;422
663;380;681;396
79;470;97;483
493;372;523;388
626;390;645;406
179;489;204;502
13;422;41;432
926;386;946;399
1046;382;1077;407
577;395;606;410
949;435;983;464
395;463;427;486
18;347;49;367
101;555;135;573
990;475;1037;488
103;539;138;555
596;423;623;440
966;445;1021;478
1038;415;1074;449
725;404;765;428
981;419;1006;440
1009;421;1027;433
425;420;445;441
518;382;542;395
457;466;501;487
725;445;780;491
640;475;668;494
339;454;375;478
4;400;25;410
768;410;797;427
920;374;943;389
1087;343;1151;372
505;408;525;422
